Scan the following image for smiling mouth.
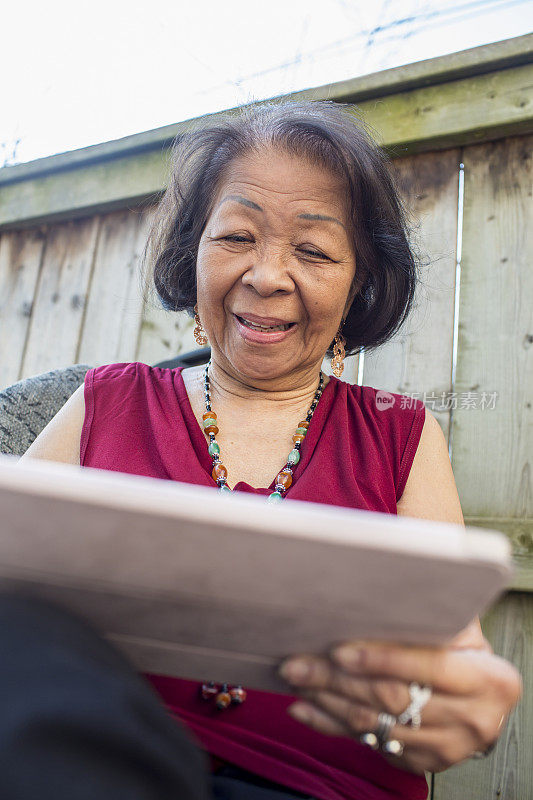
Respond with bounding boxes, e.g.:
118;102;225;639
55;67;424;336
236;315;294;332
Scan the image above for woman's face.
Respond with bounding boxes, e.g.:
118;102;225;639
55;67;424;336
196;146;357;384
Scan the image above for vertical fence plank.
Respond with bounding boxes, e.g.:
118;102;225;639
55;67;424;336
0;228;46;388
20;218;100;379
433;592;533;800
433;135;533;800
363;149;460;440
78;207;155;366
136;259;198;367
451;136;533;518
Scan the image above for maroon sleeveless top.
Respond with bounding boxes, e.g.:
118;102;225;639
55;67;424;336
81;362;427;800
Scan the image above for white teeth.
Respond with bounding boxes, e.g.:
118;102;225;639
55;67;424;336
239;317;290;332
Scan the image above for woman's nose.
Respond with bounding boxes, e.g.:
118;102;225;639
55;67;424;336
241;250;295;296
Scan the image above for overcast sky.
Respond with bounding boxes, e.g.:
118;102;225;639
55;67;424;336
1;0;531;167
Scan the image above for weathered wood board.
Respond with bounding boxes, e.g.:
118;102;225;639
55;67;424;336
77;208;154;366
432;591;533;800
20;218;100;379
136;302;198;368
363;148;460;440
135;209;199;366
451;136;533;520
0;228;46;389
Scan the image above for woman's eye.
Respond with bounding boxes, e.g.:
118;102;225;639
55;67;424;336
299;248;330;260
219;237;329;260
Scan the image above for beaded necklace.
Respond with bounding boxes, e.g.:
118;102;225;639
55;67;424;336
202;362;325;501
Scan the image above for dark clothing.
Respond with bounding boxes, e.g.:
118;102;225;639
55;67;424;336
0;593;313;800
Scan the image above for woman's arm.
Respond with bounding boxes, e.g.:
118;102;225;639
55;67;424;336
397;409;464;525
397;408;487;647
397;408;463;525
17;384;86;466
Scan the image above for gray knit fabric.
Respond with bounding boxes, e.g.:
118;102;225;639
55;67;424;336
0;365;92;456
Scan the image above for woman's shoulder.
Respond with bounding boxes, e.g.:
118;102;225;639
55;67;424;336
89;361;152;380
87;361;181;385
342;380;426;421
350;382;426;451
337;380;427;502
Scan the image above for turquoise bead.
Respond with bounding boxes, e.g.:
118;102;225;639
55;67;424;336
267;491;283;502
295;427;308;437
208;442;220;457
287;449;300;466
219;484;232;493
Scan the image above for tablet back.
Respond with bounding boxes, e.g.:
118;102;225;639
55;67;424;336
0;455;513;692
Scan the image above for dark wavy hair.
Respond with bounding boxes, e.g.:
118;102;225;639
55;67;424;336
142;98;419;356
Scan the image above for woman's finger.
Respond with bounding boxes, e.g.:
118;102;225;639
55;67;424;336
294;690;492;765
328;641;515;697
299;684;493;730
279;649;474;710
287;701;351;738
287;692;510;774
282;646;472;695
287;695;481;773
281;655;467;724
281;654;410;712
297;690;423;746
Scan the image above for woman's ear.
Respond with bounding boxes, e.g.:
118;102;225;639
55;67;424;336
343;293;355;319
343;265;368;318
342;280;358;319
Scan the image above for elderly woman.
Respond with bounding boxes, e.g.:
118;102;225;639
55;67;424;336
18;100;520;800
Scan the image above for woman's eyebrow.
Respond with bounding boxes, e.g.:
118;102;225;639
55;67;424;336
218;195;346;230
218;194;262;212
298;213;346;231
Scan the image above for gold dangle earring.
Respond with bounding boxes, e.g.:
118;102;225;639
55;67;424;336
331;330;346;378
193;304;208;346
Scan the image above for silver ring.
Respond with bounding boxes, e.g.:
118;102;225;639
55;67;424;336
397;682;432;730
375;712;397;744
361;715;405;757
382;738;404;757
359;732;379;750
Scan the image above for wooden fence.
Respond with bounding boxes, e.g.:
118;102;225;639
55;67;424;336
1;33;532;800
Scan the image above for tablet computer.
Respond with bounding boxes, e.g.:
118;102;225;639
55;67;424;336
0;454;513;692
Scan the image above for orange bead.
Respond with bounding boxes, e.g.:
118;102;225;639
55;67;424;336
202;411;217;420
212;463;228;481
297;421;309;429
276;470;293;490
204;424;219;435
215;690;232;710
292;434;305;445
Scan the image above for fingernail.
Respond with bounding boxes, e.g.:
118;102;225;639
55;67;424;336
279;659;311;683
332;645;365;670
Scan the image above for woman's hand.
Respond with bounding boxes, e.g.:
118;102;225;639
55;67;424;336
279;620;522;775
